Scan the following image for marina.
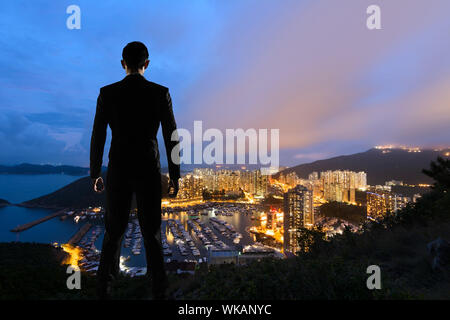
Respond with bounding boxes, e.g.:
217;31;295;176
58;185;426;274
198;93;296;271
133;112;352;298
68;222;92;245
66;201;277;275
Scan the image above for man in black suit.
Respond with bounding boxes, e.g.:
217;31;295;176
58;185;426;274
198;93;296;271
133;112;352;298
90;41;180;299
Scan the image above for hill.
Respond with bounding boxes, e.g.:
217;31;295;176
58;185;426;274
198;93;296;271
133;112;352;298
0;242;179;300
277;147;450;185
0;199;10;207
0;163;190;176
0;163;97;176
20;173;169;210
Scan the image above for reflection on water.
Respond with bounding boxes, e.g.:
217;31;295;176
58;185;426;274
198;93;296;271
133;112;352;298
162;208;260;248
1;203;264;268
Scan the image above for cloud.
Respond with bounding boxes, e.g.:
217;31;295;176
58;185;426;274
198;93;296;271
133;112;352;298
0;111;89;165
294;152;331;161
180;0;450;159
0;0;450;166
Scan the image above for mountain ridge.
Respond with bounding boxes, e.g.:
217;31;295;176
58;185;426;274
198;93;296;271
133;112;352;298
20;173;169;209
0;163;188;176
277;147;450;185
0;199;10;207
0;163;95;176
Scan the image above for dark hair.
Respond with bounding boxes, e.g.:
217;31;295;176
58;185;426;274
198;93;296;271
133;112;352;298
122;41;149;71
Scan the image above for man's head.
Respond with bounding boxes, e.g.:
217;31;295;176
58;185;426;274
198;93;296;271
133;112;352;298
121;41;149;74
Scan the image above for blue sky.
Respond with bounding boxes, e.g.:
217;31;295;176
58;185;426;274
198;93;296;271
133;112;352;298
0;0;449;167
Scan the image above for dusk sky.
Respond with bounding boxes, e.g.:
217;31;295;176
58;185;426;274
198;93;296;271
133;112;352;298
1;0;450;167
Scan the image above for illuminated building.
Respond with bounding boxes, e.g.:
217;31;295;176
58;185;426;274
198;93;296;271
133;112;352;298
191;168;268;197
177;174;204;199
267;209;275;230
308;172;319;181
366;188;411;219
320;170;367;204
207;247;239;265
283;185;313;254
253;169;269;197
278;171;300;187
385;180;404;186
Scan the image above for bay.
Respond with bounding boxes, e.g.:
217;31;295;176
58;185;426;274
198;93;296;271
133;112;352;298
0;174;263;270
0;174;82;204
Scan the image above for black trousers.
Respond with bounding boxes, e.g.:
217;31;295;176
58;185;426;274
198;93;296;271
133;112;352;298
97;162;167;289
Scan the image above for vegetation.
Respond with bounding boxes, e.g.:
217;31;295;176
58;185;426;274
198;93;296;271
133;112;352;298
319;201;367;224
0;242;180;300
0;242;72;299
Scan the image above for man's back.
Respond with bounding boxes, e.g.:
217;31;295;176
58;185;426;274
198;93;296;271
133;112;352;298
90;41;178;300
90;73;180;179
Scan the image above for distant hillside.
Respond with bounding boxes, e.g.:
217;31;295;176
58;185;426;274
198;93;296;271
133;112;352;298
20;173;169;210
0;163;100;176
277;148;450;185
0;199;10;207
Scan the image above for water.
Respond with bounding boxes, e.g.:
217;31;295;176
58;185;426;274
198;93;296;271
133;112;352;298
0;205;83;244
0;174;262;269
0;174;88;244
0;174;82;204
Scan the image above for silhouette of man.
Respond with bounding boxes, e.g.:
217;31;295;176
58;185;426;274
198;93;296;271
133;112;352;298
90;41;180;299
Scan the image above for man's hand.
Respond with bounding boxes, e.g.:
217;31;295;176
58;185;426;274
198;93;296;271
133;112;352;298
92;177;105;193
168;179;179;198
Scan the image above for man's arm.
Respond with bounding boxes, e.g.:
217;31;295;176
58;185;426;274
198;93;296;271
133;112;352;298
161;89;180;182
90;90;108;180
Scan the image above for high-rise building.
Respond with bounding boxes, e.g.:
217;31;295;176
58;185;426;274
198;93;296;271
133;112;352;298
319;170;367;204
253;169;268;197
308;172;319;181
178;174;204;199
366;188;411;219
191;168;268;197
283;185;313;254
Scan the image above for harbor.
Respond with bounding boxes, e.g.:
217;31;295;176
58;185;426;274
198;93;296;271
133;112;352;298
10;209;66;232
58;201;282;276
68;222;92;245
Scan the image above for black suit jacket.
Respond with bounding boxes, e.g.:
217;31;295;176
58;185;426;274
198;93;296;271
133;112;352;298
90;73;180;180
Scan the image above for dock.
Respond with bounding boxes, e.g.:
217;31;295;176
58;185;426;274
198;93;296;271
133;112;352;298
68;223;92;245
10;209;66;232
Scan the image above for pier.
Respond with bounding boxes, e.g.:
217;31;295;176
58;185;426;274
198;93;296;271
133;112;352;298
68;223;92;245
10;209;66;232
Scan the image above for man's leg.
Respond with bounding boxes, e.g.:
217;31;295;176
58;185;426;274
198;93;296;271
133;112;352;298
97;165;133;298
134;172;168;298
